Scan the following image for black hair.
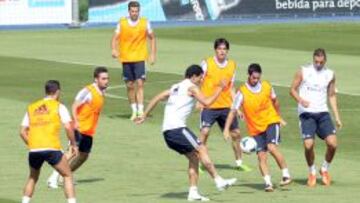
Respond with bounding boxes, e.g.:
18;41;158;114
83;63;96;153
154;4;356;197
313;48;327;60
94;66;108;78
248;63;262;75
214;38;230;50
185;64;204;78
45;80;60;95
128;1;140;10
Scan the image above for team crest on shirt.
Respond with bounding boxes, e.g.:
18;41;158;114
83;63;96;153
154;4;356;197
34;104;50;115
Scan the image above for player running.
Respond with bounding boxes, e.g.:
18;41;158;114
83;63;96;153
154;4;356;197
20;80;78;203
111;1;157;120
224;64;291;192
290;48;342;187
47;67;109;188
199;38;250;171
136;65;237;201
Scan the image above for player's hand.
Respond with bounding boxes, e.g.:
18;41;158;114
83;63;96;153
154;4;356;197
73;121;79;130
149;53;156;65
218;79;228;90
299;98;310;108
223;129;231;142
280;118;287;128
134;115;146;125
195;102;204;111
111;49;119;58
237;110;245;121
70;145;79;157
335;118;343;130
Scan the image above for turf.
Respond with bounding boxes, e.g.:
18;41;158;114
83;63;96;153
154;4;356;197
0;22;359;203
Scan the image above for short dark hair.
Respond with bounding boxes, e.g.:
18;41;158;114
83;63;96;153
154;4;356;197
185;64;204;78
94;66;108;78
45;80;60;95
128;1;140;10
214;38;230;50
248;63;262;75
313;48;327;60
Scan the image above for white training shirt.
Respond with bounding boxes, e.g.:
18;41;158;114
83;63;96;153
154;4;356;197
75;83;105;105
231;81;276;110
298;64;334;114
21;98;72;127
162;79;196;132
115;17;153;35
200;57;236;83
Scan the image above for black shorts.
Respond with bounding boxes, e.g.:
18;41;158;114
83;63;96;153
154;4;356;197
28;150;63;170
75;130;93;153
299;112;336;140
122;61;146;81
254;123;281;152
163;127;202;155
200;108;239;131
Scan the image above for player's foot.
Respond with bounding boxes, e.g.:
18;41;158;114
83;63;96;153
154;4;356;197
137;110;144;117
216;178;237;191
47;180;58;189
235;164;252;172
279;177;292;186
307;174;317;187
319;170;331;186
187;192;210;202
130;111;137;121
264;184;274;192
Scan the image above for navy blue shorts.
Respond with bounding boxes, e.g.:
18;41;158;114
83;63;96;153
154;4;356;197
200;108;239;131
75;130;93;153
299;112;336;140
122;61;146;81
163;127;202;155
28;150;63;170
254;123;281;152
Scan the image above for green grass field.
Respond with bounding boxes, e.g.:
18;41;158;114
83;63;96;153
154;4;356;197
0;22;359;203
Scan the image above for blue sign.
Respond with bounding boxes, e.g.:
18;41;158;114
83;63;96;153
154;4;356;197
28;0;65;7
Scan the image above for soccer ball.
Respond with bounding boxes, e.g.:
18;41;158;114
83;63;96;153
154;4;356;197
240;137;257;154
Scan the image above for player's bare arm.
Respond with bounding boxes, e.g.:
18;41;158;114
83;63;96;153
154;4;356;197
148;32;157;65
328;75;342;129
290;69;310;108
136;90;170;124
20;126;29;145
111;33;119;58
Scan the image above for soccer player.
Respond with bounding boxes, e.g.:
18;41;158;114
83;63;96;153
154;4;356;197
199;38;250;171
111;1;157;120
224;64;291;192
290;48;342;187
47;67;109;188
136;65;237;201
20;80;78;203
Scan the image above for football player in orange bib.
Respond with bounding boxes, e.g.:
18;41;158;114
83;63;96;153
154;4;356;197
224;64;292;192
47;67;109;188
20;80;78;203
111;1;157;121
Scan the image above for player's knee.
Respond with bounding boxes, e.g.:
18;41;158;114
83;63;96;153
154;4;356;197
230;129;241;140
126;81;135;89
136;80;144;88
267;144;278;153
327;141;337;151
303;140;314;151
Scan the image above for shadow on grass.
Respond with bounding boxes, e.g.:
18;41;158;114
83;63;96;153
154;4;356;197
77;178;105;184
214;164;235;171
108;113;132;119
0;198;18;203
161;191;187;199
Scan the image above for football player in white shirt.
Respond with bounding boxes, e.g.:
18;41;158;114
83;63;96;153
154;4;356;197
290;48;342;187
136;65;237;201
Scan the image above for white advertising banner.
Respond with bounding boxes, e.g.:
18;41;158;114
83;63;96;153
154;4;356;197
0;0;72;25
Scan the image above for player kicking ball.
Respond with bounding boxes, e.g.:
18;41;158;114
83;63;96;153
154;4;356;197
136;65;237;201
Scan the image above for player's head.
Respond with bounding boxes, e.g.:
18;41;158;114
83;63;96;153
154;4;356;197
214;38;229;61
247;63;262;87
45;80;61;100
128;1;140;21
94;67;109;90
185;64;204;85
313;48;327;70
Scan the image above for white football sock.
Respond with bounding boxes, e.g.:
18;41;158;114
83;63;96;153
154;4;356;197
22;196;31;203
321;160;330;172
214;176;224;185
264;175;272;185
138;104;144;113
235;159;243;167
67;198;76;203
309;165;316;175
49;170;59;182
282;168;290;178
131;103;137;113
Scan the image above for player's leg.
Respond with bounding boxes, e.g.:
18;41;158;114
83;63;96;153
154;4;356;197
123;63;137;120
299;113;317;187
265;124;291;186
51;153;76;203
134;61;146;117
22;152;44;203
199;109;217;145
254;135;273;191
185;151;209;201
318;112;337;186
